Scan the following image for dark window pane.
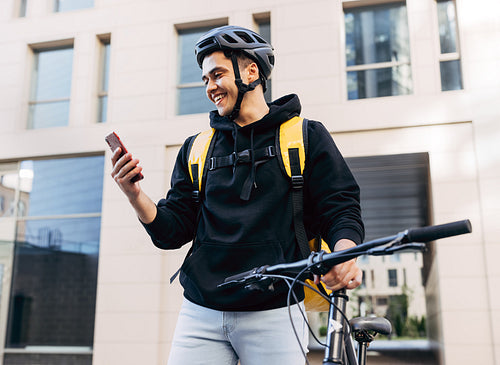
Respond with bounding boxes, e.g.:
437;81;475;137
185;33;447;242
16;217;101;255
4;353;92;365
19;156;104;217
388;269;398;287
440;59;463;91
347;65;412;100
345;4;410;66
177;86;214;115
6;240;98;347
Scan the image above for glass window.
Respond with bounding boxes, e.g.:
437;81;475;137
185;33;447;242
177;26;216;115
54;0;93;12
256;17;273;103
4;156;103;358
28;47;73;129
344;3;413;99
437;0;463;91
98;40;110;123
388;269;398;287
19;0;27;17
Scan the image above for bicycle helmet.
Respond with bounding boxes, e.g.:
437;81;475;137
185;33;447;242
195;25;275;80
195;25;275;120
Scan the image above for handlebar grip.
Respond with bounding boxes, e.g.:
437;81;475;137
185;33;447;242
406;219;472;243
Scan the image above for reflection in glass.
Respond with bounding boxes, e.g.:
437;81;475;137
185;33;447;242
4;156;104;350
177;26;215;115
440;59;462;91
345;4;411;67
19;157;104;217
177;87;214;115
437;0;458;54
29;47;73;129
347;64;412;100
16;217;101;255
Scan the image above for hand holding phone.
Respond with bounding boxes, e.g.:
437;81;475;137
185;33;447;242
105;132;144;183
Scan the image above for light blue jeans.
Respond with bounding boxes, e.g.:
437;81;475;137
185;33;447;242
167;298;309;365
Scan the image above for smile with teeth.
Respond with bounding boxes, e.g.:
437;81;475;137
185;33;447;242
214;94;226;105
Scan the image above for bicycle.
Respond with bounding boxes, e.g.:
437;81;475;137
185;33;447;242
219;219;472;365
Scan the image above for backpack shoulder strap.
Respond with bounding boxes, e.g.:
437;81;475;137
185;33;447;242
277;116;307;178
170;128;215;285
187;128;216;200
276;116;314;258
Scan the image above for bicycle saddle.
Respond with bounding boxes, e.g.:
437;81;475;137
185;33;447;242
349;316;392;336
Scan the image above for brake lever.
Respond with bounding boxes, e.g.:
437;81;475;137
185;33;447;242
368;243;427;256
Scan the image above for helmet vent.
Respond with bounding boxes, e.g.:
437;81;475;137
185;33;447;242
198;39;215;49
268;55;275;66
222;34;238;43
254;35;267;44
235;31;255;43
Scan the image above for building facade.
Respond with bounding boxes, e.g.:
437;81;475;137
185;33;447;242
0;0;498;364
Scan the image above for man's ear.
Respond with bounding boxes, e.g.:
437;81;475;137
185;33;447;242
246;62;260;83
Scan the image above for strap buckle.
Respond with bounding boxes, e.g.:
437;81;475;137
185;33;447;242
291;175;304;189
192;190;200;203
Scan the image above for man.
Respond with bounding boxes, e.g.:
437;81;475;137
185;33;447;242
110;25;364;365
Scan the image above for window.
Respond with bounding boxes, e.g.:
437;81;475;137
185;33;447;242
18;0;27;17
376;297;388;306
3;156;104;363
344;2;412;100
436;0;463;91
177;26;218;115
54;0;93;12
97;36;110;123
255;14;272;103
388;269;398;287
28;46;73;129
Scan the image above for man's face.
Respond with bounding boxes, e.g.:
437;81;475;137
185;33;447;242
201;51;240;117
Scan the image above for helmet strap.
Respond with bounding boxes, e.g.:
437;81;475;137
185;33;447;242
228;53;261;121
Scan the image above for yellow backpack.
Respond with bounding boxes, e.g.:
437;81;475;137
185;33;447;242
187;116;332;312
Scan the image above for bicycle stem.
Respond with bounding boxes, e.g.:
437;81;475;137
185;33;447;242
323;289;348;365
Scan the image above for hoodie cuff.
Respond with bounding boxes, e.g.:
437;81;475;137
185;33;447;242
328;228;363;250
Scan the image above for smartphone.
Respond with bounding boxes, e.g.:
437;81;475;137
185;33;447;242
105;131;144;183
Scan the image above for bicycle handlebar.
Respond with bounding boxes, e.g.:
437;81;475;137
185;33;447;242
221;220;472;287
404;219;472;243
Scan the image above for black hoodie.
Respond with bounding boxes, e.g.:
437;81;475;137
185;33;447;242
143;94;364;311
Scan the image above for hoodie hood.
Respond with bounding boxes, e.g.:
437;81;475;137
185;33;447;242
208;94;302;132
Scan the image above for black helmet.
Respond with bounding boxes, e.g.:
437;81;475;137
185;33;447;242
195;25;274;80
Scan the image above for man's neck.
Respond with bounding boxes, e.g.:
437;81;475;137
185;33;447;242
234;92;270;127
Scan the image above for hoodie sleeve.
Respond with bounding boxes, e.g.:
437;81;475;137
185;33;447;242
141;136;198;249
303;121;364;248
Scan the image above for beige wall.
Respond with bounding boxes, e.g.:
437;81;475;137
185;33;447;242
0;0;499;364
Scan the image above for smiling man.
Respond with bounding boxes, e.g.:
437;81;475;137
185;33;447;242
110;25;364;365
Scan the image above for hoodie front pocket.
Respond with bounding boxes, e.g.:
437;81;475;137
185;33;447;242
179;241;285;308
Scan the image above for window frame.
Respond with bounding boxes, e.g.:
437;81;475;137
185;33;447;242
27;40;75;129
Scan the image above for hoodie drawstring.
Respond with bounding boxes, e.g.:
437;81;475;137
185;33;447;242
240;128;256;201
